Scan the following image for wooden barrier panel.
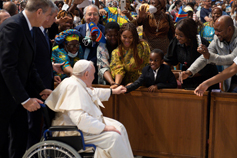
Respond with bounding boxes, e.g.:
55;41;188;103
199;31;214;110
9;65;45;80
94;85;209;158
116;88;208;158
209;92;237;158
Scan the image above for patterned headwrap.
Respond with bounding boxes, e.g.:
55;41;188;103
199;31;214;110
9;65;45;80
55;29;81;45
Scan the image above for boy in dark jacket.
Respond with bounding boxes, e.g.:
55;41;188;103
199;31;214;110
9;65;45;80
126;49;177;93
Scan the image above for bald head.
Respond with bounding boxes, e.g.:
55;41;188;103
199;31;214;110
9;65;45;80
215;15;234;29
214;15;235;42
3;2;18;16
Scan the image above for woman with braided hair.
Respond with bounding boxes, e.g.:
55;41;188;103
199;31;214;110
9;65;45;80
52;29;84;80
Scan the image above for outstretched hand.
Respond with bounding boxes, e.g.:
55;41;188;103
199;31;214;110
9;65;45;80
194;82;209;96
138;5;148;19
99;9;107;16
121;9;132;19
179;71;190;84
53;62;65;74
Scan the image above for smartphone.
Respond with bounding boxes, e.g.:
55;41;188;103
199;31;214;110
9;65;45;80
196;34;202;47
121;0;126;12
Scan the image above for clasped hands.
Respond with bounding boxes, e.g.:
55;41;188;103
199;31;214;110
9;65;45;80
111;83;158;92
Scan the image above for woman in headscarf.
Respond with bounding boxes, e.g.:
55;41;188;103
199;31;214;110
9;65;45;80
52;29;84;80
131;0;175;53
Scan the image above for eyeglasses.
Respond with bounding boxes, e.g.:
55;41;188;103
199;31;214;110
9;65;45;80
67;44;80;49
86;12;99;17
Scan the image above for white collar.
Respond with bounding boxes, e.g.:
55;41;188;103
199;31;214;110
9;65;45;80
39;26;45;33
71;75;87;88
22;10;32;31
154;67;160;73
86;23;89;31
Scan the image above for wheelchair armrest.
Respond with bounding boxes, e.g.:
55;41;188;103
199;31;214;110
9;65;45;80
49;126;79;132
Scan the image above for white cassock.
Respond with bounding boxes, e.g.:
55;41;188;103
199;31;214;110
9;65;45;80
45;75;133;158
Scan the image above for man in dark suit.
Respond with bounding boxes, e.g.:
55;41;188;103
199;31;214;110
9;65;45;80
0;0;53;157
74;4;105;84
126;49;177;93
26;4;60;149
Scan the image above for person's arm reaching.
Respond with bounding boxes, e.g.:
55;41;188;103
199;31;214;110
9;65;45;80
198;44;237;65
194;62;237;96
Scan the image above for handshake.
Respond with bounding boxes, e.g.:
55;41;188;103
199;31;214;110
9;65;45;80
111;85;127;95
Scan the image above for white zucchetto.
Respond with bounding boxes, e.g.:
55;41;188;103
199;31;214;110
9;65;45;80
72;59;92;75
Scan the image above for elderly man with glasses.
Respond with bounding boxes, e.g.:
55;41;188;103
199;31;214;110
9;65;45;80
74;4;105;84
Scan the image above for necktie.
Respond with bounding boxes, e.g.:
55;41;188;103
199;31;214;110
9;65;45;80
30;29;34;38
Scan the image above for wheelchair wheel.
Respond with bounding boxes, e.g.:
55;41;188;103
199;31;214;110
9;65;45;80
23;140;81;158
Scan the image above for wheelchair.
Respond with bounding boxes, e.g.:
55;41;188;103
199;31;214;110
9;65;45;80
23;104;96;158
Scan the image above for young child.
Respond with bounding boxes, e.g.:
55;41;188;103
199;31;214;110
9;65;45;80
126;49;177;93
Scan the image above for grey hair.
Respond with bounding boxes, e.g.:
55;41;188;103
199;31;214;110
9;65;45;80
83;4;99;19
25;0;52;13
73;61;94;77
50;2;59;14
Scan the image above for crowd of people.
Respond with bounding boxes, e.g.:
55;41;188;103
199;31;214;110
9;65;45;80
1;0;237;157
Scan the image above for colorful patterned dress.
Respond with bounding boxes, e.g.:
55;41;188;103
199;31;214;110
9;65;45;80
110;41;150;85
200;22;215;43
103;7;130;26
51;45;84;80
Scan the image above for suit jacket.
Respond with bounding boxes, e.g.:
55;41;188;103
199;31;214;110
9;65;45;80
74;23;105;64
74;23;105;84
0;13;45;111
27;27;54;98
126;64;177;93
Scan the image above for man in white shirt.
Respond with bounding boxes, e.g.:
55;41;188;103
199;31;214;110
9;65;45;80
45;60;134;158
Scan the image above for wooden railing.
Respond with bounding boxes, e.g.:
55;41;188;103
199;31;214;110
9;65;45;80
94;85;209;158
94;85;237;158
208;92;237;158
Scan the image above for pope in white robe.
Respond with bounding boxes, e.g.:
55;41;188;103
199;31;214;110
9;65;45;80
45;60;134;158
